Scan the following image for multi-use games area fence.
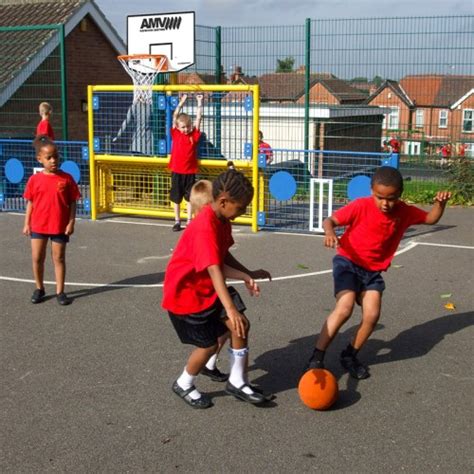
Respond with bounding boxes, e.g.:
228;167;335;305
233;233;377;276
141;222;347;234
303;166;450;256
1;16;472;231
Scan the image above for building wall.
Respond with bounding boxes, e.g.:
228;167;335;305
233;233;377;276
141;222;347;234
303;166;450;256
296;83;339;105
451;94;474;145
66;16;129;140
367;87;411;134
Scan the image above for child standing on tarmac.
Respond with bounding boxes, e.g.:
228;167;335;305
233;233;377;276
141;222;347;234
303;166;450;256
162;169;272;408
168;94;203;232
306;167;451;379
23;136;81;305
36;102;55;140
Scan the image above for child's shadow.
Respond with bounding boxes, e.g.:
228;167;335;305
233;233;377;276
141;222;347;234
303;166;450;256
250;311;473;409
66;272;165;300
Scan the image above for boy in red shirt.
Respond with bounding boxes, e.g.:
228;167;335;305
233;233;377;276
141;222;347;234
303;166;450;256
36;102;55;140
306;167;451;379
168;94;203;232
162;169;272;408
23;136;81;305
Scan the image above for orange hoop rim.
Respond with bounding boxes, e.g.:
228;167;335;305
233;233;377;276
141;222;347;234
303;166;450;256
117;54;169;72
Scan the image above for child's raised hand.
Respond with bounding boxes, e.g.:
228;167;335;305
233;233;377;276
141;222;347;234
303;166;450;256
324;234;339;248
434;191;451;204
195;94;203;105
179;94;187;104
250;269;272;281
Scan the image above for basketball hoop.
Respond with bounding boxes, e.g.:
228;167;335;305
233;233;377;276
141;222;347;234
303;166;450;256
117;54;169;104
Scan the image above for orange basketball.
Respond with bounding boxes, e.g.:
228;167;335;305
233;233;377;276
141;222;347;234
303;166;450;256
298;368;338;410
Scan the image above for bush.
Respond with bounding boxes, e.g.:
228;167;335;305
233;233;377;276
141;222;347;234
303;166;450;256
447;157;474;205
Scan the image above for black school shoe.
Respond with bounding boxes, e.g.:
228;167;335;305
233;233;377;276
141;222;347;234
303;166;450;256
172;381;213;409
225;382;267;404
56;292;71;306
172;222;181;232
340;352;370;379
201;367;229;382
31;288;45;304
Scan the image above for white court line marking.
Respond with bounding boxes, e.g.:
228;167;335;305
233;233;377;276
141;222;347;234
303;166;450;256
1;233;473;288
137;255;171;263
417;242;474;250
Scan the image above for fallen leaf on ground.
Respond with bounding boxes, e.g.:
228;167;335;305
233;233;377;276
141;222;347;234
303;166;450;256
440;293;452;299
296;264;309;270
392;264;403;268
444;302;456;310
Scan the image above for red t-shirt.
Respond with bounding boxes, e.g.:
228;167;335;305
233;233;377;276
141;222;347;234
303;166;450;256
389;138;400;154
168;127;201;174
36;119;55;140
162;204;234;314
23;171;81;234
259;141;273;163
334;197;428;271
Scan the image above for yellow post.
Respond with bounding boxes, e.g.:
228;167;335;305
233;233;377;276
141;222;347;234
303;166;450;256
87;85;97;220
251;85;260;233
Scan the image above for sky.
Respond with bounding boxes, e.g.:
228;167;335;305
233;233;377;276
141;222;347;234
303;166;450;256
95;0;473;41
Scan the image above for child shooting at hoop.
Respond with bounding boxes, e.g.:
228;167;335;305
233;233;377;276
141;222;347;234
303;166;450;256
306;167;451;379
168;93;203;232
162;168;272;408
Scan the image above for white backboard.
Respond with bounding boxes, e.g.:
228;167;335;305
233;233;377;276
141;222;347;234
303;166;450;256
127;11;195;72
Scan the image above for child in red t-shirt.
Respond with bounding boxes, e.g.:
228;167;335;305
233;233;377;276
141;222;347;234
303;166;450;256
168;94;203;232
23;136;81;306
306;167;451;379
36;102;55;140
258;130;273;164
162;169;272;409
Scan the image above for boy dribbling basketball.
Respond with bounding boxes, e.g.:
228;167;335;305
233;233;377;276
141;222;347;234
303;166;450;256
306;167;451;379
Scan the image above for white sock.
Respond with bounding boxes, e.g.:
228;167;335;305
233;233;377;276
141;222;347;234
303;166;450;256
177;368;201;400
205;354;218;370
228;347;254;395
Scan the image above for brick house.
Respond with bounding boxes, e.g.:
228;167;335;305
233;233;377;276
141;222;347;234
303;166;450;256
0;0;128;140
367;75;474;156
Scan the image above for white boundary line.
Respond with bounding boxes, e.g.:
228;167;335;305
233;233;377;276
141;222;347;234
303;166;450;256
1;240;472;289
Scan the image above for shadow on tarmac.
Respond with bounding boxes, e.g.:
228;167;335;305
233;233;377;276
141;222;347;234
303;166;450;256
66;272;165;300
251;311;473;409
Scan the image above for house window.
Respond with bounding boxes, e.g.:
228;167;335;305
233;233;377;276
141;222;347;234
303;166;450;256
465;143;474;157
439;110;448;129
463;109;473;132
415;110;424;128
383;106;399;130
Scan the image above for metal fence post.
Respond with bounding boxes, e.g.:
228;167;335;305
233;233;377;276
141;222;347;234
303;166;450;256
59;24;68;140
215;26;222;154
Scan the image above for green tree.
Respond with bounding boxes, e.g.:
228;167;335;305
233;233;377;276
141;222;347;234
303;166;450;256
276;56;295;73
372;75;384;87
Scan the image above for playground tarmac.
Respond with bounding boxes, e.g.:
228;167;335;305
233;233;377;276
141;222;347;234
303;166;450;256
1;208;473;472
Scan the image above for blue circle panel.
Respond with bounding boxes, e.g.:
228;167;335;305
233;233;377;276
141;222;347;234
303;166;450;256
269;171;297;201
60;161;81;183
5;158;25;184
347;175;371;201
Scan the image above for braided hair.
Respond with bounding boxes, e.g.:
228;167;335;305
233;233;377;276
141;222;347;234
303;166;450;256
212;168;254;204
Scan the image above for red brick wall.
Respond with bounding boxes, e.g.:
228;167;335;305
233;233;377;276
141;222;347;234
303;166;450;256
66;15;129;140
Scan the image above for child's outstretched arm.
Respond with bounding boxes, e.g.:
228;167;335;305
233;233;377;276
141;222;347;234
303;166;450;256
172;94;187;128
224;252;272;282
322;216;340;248
194;94;203;130
208;264;249;338
424;191;451;225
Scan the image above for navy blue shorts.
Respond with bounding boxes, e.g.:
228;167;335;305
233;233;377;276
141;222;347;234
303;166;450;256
170;172;196;204
31;232;69;243
333;255;385;297
168;287;246;348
